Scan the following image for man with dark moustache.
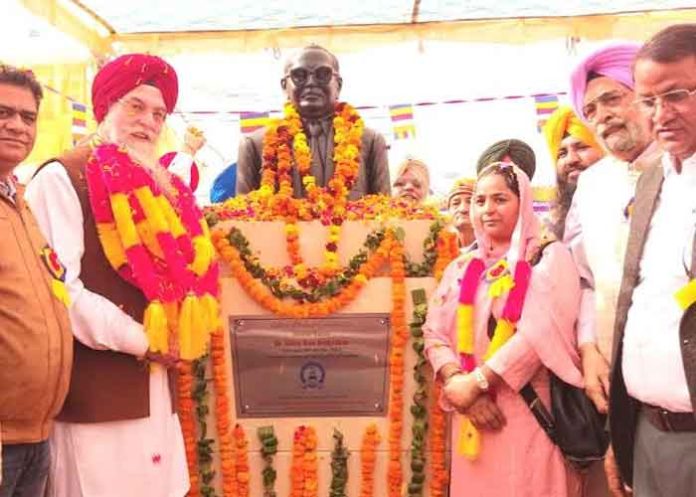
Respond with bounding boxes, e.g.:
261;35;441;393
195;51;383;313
0;64;72;497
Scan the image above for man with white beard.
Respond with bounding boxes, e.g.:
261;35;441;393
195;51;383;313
25;54;197;497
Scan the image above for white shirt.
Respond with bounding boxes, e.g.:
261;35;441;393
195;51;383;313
25;162;189;497
622;152;696;412
564;150;647;359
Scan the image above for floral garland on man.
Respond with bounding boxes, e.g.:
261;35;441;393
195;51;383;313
26;53;216;497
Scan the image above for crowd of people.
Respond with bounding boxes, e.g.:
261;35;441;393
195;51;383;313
0;20;694;497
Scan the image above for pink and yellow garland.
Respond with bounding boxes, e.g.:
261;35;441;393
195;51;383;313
85;143;219;360
455;257;532;458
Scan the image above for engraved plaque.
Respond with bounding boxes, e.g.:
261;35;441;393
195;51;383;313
230;314;390;417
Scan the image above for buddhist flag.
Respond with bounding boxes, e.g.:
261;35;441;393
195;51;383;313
71;102;87;144
240;111;269;135
389;104;416;140
532;186;555;217
534;95;559;133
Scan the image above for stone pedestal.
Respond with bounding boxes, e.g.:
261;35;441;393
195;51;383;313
213;219;443;497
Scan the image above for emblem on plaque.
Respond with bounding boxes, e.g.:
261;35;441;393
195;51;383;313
300;361;325;389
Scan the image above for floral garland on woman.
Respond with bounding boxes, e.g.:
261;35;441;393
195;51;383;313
85;143;219;360
455;257;532;458
260;102;364;276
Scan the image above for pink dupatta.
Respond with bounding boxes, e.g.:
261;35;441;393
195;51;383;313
472;163;583;387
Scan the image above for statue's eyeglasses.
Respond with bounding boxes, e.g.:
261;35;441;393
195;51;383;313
285;66;337;87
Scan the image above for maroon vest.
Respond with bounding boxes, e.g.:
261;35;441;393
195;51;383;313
39;145;176;423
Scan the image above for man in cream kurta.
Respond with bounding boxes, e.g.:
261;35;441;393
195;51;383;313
566;43;661;415
25;54;189;497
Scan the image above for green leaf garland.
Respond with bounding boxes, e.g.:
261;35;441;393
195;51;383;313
257;426;278;497
330;428;349;497
407;289;430;497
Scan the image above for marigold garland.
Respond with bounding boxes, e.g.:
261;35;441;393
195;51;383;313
86;143;219;360
258;102;364;275
212;229;390;318
206;194;439;225
176;363;200;497
210;330;238;496
428;238;457;497
427;383;449;497
220;222;449;306
234;424;250;497
303;426;319;497
290;426;318;497
433;230;459;281
226;226;388;302
386;233;407;497
359;424;381;497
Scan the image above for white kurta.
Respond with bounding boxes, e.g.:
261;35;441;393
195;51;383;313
25;162;189;497
622;152;696;412
564;144;658;360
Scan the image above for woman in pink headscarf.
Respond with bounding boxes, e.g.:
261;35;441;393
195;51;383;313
423;162;584;497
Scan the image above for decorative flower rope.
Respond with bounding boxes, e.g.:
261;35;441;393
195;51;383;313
386;232;407;497
177;363;200;497
359;424;381;497
428;238;458;497
210;330;237;496
428;382;449;497
259;102;363;276
234;424;250;497
212;229;390;318
290;426;318;497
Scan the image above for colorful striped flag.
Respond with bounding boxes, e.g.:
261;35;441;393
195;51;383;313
533;94;560;132
239;111;269;135
389;104;416;140
71;102;88;144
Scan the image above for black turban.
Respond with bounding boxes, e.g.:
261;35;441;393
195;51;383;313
475;138;536;180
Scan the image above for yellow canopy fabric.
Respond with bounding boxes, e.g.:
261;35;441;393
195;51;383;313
26;62;96;165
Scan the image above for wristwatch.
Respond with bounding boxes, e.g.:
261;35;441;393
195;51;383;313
472;367;490;392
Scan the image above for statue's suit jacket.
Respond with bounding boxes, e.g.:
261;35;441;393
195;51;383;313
236;124;390;199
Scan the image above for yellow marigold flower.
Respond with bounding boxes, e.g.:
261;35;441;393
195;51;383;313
293;263;308;279
257;185;273;199
284;223;299;235
324;252;339;265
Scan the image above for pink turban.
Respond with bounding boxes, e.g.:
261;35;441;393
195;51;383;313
92;54;178;123
569;43;641;122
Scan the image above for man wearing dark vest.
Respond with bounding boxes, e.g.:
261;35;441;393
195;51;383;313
236;44;391;199
26;54;190;497
606;24;696;497
0;64;72;497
